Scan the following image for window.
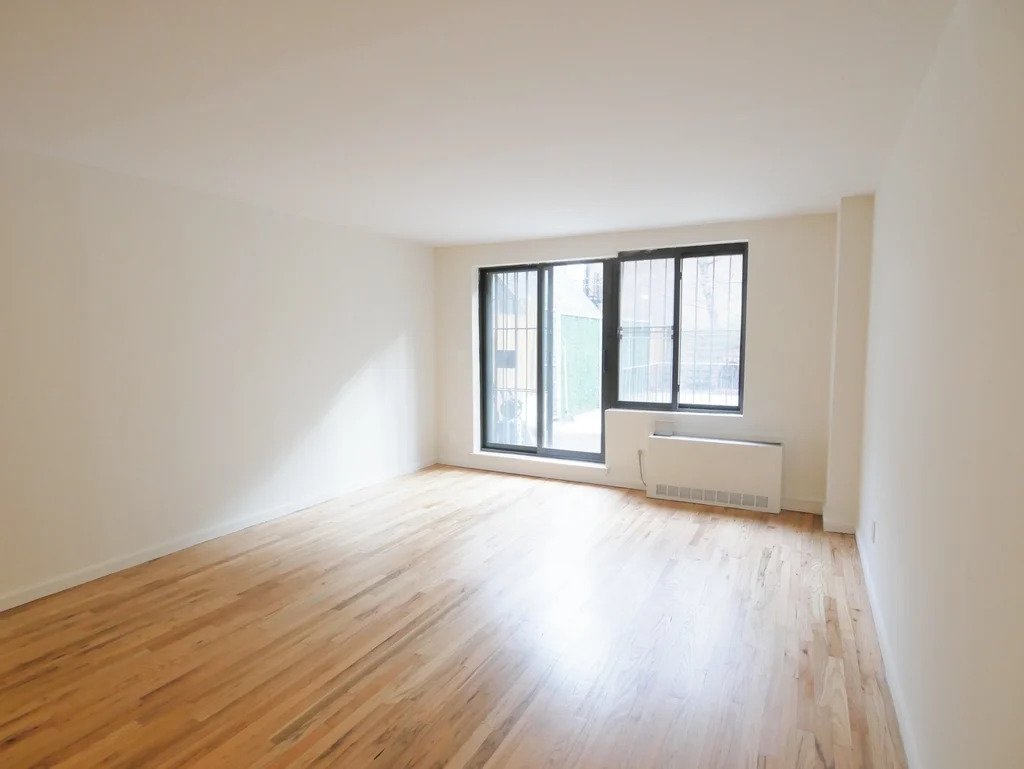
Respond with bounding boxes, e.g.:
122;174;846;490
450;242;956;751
678;250;745;408
478;243;746;462
480;261;606;461
617;257;675;403
481;268;539;448
611;243;747;411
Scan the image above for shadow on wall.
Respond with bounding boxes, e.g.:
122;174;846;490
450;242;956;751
0;150;433;598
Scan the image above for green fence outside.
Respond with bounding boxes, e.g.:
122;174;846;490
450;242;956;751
558;315;602;418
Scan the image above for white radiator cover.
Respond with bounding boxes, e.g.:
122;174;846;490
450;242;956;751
645;435;783;514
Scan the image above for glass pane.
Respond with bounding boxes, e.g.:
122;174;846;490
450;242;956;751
618;258;674;403
542;262;604;454
679;253;743;408
485;269;538;447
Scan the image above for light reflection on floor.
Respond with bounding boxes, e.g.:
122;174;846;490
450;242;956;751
526;500;611;685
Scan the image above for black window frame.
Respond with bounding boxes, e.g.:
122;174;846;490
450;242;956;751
479;259;612;463
477;242;747;463
608;242;748;413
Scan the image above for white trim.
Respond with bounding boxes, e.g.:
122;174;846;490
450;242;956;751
0;493;332;614
449;455;642;490
823;519;856;534
782;497;824;515
473;450;608;471
605;407;743;419
448;456;823;515
648;434;779;448
822;502;858;532
859;544;919;768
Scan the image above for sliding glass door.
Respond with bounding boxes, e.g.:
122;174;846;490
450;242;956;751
541;262;604;455
481;268;539;449
480;260;606;461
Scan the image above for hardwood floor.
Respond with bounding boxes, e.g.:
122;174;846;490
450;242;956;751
0;466;905;768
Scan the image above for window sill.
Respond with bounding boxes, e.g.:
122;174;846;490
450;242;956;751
473;450;607;470
606;407;744;418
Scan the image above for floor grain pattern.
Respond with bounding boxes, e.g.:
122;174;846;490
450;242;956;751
0;466;906;768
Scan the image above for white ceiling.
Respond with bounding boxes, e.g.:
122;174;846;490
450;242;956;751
0;0;953;244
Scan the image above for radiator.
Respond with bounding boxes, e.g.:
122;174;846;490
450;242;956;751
645;435;783;514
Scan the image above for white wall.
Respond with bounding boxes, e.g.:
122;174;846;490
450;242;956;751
435;214;837;512
0;149;435;610
858;1;1024;767
823;195;874;533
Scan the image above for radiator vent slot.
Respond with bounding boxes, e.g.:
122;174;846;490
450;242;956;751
654;483;775;513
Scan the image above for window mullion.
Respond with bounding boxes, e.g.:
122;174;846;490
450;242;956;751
671;256;682;409
535;266;545;454
603;260;619;416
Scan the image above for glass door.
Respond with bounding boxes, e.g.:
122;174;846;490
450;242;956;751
480;260;606;461
481;268;538;450
541;262;605;457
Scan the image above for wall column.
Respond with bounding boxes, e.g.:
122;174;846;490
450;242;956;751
823;194;873;533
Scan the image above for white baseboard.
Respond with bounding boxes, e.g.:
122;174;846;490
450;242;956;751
822;503;858;533
444;456;822;515
782;497;824;515
0;457;439;615
823;519;857;534
442;455;643;491
0;493;332;614
859;544;919;768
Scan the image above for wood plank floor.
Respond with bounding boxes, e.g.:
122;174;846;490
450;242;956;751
0;466;906;768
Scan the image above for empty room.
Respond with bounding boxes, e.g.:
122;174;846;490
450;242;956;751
1;1;1020;767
